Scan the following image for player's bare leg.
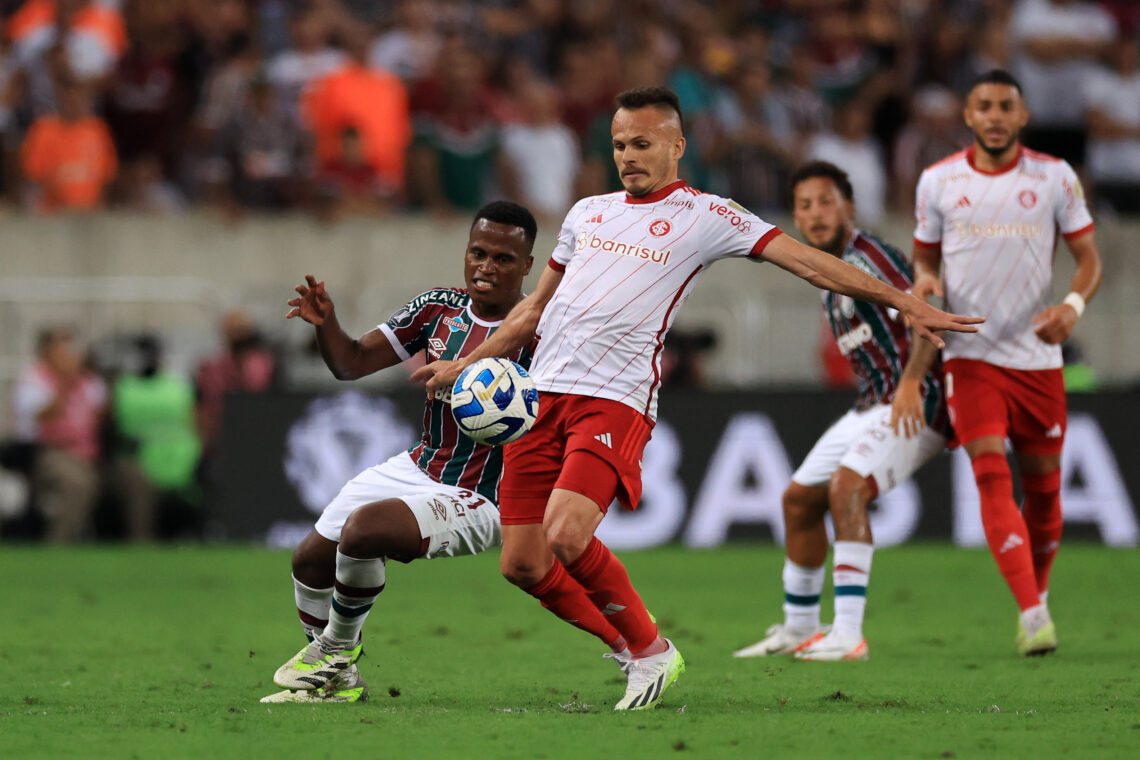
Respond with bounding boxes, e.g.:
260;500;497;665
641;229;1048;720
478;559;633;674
967;436;1056;655
1012;448;1063;656
798;468;873;661
735;482;828;657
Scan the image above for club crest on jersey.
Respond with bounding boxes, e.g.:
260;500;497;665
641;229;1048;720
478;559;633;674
442;316;469;333
649;219;672;237
836;294;856;319
1018;190;1037;209
428;337;448;358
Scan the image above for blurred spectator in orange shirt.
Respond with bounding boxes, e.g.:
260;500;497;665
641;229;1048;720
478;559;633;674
19;76;116;212
303;25;410;198
7;0;127;82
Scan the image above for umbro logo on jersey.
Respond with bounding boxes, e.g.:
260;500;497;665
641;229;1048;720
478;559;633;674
999;533;1024;554
594;432;613;448
428;337;447;358
586;213;604;224
955;195;971;209
1045;423;1063;438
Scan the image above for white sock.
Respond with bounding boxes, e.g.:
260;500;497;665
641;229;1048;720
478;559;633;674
293;575;333;642
1021;603;1052;639
321;551;386;648
832;541;873;640
782;558;825;632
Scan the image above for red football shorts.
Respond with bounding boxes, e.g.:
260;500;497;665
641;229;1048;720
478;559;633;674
498;392;654;525
943;358;1067;455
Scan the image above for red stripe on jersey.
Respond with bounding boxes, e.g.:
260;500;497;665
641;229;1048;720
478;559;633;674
548;258;566;272
1063;222;1095;240
913;237;941;250
853;236;910;291
748;227;783;258
623;179;688;204
925;147;969;172
643;265;705;416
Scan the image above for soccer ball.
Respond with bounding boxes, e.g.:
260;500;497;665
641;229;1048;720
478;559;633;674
450;357;539;445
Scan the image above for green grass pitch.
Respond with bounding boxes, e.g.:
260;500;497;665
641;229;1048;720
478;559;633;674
2;544;1137;759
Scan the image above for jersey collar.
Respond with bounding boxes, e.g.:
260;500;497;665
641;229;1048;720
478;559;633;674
966;144;1022;176
624;179;687;204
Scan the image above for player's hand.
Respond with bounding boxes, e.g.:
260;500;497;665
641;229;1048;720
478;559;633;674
411;359;464;392
899;294;983;349
1032;303;1079;345
910;274;944;303
286;275;334;326
889;380;926;439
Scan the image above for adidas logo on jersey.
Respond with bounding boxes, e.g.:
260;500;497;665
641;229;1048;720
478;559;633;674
999;533;1024;554
1045;423;1063;438
586;213;604;224
601;602;627;615
594;432;613;448
955;195;971;209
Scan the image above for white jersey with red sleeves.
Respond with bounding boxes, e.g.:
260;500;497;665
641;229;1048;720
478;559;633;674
913;145;1094;370
533;179;781;420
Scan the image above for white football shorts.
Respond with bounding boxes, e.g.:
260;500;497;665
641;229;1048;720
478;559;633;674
792;404;947;493
314;451;501;560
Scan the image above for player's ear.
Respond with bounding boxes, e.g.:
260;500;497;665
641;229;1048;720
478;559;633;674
673;135;686;162
523;255;534;276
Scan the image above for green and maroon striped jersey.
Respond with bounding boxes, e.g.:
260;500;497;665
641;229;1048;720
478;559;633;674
823;231;949;435
379;288;537;502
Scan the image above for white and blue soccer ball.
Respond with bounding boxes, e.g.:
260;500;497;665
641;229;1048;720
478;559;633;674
450;357;539;445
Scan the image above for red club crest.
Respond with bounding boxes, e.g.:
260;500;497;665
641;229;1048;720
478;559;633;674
649;219;672;237
1018;190;1037;209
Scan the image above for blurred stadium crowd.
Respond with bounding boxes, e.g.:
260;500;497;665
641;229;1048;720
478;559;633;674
0;0;1138;222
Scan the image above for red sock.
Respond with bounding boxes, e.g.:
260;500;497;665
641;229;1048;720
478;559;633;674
566;537;659;653
525;560;623;647
973;452;1039;611
1021;469;1062;596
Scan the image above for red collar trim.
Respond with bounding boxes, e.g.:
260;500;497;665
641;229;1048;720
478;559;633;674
966;144;1022;176
624;179;687;204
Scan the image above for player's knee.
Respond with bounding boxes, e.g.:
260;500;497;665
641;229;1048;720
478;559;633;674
291;531;337;588
783;484;825;529
500;554;545;588
544;523;591;565
340;507;399;560
828;469;873;514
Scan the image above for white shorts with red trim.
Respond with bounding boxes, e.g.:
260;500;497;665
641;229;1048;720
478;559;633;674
314;452;500;559
792;404;947;494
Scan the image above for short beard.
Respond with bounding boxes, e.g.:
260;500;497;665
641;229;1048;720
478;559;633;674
974;129;1018;158
818;226;848;257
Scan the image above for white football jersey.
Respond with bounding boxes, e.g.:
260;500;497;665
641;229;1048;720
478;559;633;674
533;180;781;420
913;146;1094;370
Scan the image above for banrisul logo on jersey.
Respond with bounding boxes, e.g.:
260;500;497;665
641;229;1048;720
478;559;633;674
575;231;672;266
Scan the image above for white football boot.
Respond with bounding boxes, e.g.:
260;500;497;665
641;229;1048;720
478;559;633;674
614;639;685;711
273;637;363;691
733;623;825;658
795;630;868;661
261;664;368;704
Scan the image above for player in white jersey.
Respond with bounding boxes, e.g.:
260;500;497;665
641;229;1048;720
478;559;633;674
912;70;1103;656
414;86;981;711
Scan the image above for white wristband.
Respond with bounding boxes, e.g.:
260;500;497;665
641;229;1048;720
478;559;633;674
1063;292;1086;318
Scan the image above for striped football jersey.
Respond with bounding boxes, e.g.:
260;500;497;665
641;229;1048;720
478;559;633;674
824;230;949;435
378;288;536;502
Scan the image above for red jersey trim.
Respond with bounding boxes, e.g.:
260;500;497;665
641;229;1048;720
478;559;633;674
624;179;688;204
1062;222;1095;241
913;237;942;250
547;258;566;272
748;227;783;258
966;145;1022;176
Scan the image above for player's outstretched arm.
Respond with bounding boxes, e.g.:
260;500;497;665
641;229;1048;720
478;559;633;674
286;274;400;380
411;263;564;392
1032;230;1104;345
762;233;982;348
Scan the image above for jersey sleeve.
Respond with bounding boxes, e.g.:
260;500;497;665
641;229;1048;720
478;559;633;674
912;168;943;247
377;290;438;361
702;195;781;262
549;198;589;270
1054;160;1095;239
